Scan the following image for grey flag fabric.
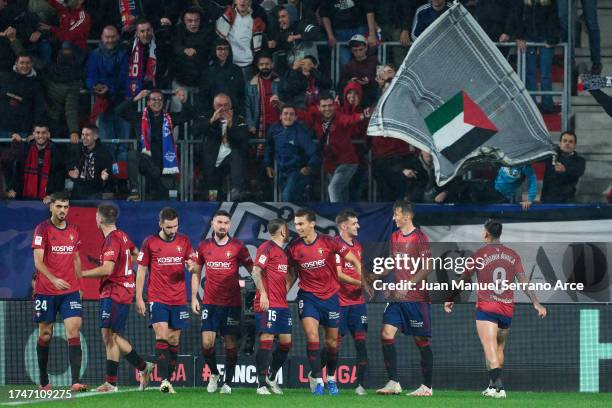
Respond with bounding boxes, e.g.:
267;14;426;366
367;2;555;186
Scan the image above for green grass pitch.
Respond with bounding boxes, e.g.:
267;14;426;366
1;387;612;408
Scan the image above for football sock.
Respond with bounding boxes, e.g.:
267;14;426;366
324;346;339;378
125;349;146;371
105;360;119;386
203;346;219;375
354;331;368;386
416;339;433;388
37;337;50;386
307;341;322;378
489;368;503;390
68;337;82;384
155;340;169;381
168;343;179;379
256;340;273;385
224;347;238;386
269;341;291;380
382;338;398;382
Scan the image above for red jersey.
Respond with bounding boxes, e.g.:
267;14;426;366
466;244;525;317
336;237;364;306
100;229;136;304
138;233;195;305
196;237;253;307
287;233;350;300
253;240;289;311
31;220;81;296
390;228;431;302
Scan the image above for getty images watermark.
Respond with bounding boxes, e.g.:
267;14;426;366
369;254;586;292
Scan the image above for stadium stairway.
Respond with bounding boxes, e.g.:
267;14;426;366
572;0;612;203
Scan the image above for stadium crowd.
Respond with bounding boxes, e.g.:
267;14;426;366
0;0;593;203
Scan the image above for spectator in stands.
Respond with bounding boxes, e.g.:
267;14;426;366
117;88;195;201
370;136;419;201
67;124;113;200
8;33;80;143
245;52;282;139
375;63;396;96
288;90;371;202
494;165;538;210
515;0;560;114
411;0;449;40
472;0;516;44
38;0;91;64
264;104;320;202
320;0;377;67
170;6;213;112
193;93;248;200
215;0;267;81
199;38;245;116
5;123;65;202
86;25;129;163
0;52;45;138
126;18;158;99
541;131;585;203
284;55;331;108
558;0;601;74
267;5;322;77
0;0;41;70
338;34;380;106
376;0;425;66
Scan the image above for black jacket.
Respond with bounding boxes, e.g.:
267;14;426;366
199;58;245;116
172;21;214;86
0;68;45;133
376;0;425;32
474;0;520;41
68;140;113;198
284;69;332;108
6;140;65;198
514;0;561;44
192;113;249;168
541;147;586;203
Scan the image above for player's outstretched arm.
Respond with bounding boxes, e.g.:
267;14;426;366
344;251;362;280
516;273;547;318
286;265;297;292
190;271;201;314
33;248;70;290
81;261;115;278
135;265;147;316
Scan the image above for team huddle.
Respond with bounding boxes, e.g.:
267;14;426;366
31;194;547;398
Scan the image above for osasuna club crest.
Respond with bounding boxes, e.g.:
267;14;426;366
226;251;232;259
177;246;182;253
317;248;324;256
69;234;74;241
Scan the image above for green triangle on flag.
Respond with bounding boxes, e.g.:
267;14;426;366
425;91;498;163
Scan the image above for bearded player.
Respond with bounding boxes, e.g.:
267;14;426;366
31;192;87;392
136;207;198;394
81;203;154;392
287;208;362;396
191;210;253;394
332;209;368;395
376;200;434;397
445;219;547;399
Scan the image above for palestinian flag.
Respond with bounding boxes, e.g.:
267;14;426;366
425;91;498;163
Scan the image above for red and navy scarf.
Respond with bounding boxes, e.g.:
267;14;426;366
23;143;51;199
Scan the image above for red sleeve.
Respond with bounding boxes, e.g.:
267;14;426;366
102;236;120;263
32;224;47;250
514;251;525;275
196;242;205;266
137;237;151;267
74;227;81;251
332;237;350;257
255;245;270;269
336;112;363;128
238;243;253;268
186;240;198;263
50;9;91;46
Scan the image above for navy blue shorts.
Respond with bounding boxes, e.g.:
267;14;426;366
297;290;340;328
201;304;242;336
99;297;130;334
340;303;368;337
256;308;293;335
476;309;512;329
382;302;432;337
149;302;189;330
33;291;82;323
